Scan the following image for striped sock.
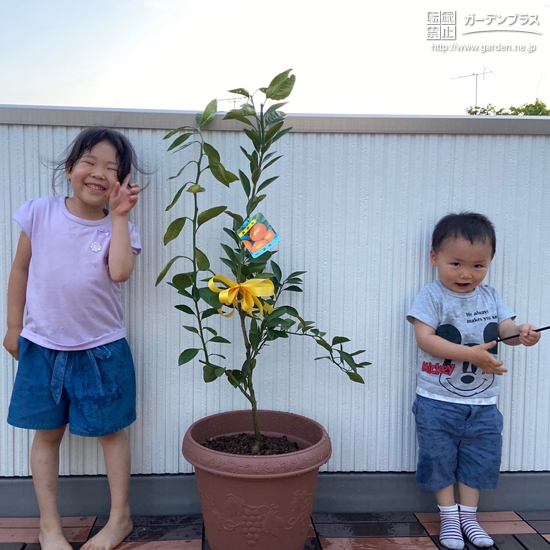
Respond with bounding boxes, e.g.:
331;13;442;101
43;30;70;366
459;505;494;547
438;504;464;549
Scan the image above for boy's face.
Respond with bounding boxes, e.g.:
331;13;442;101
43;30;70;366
430;237;493;293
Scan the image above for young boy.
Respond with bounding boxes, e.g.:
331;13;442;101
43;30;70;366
407;212;541;550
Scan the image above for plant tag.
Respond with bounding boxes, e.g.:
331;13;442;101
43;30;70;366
238;212;280;257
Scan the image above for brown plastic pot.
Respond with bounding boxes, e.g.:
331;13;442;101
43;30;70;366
182;409;332;550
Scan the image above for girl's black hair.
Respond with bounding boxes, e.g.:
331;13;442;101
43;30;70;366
53;127;147;188
432;212;497;257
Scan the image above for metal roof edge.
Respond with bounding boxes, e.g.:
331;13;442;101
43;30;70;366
0;104;548;135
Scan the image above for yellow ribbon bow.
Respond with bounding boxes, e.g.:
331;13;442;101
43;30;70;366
208;275;275;318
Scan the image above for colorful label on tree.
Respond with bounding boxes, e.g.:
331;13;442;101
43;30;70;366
238;213;280;257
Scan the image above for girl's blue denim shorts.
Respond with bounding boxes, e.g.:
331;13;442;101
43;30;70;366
8;336;136;437
412;394;503;492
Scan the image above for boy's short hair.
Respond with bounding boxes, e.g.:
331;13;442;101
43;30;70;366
432;212;496;257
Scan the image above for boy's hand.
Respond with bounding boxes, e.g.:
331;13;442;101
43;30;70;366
517;323;541;347
469;341;507;375
109;174;140;216
3;328;20;360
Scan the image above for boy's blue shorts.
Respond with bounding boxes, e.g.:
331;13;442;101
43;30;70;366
412;394;503;492
8;336;136;437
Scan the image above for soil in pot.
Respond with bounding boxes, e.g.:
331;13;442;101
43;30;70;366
202;433;300;455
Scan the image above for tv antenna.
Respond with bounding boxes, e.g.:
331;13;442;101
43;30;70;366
452;66;494;107
218;97;245;109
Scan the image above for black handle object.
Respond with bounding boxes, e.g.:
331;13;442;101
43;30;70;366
497;325;550;343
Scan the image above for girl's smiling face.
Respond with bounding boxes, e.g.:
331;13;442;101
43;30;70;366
430;237;493;293
65;140;120;217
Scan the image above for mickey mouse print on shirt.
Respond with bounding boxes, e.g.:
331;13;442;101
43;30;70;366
434;322;499;397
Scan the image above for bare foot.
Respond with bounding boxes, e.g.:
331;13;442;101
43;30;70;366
39;523;73;550
81;517;133;550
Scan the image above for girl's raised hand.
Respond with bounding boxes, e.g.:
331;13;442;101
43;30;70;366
109;174;140;216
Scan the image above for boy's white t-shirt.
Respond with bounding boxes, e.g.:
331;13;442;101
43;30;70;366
407;280;515;405
15;196;141;351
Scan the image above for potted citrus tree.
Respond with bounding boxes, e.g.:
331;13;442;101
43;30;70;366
157;70;369;550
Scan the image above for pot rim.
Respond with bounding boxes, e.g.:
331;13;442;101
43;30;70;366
182;409;332;478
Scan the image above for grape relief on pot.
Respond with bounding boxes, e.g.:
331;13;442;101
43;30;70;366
199;489;313;547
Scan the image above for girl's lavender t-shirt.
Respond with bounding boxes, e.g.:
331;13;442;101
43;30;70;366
15;196;141;351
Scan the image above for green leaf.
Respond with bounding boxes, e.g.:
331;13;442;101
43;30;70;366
265;307;289;322
201;307;220;320
179;348;200;365
264;110;286;126
195;247;210;271
198;286;223;309
164;126;193;140
183;325;199;334
264;120;284;142
220;243;239;265
210;336;231;344
271;261;282;282
243;128;261;150
198;206;227;227
225;369;242;388
347;372;365;384
203;365;218;382
209;163;239;186
267;328;289;340
332;336;351;346
203;142;221;163
167;132;193;152
270;127;292;145
165;184;187;211
262;70;296;100
239;170;251;196
281;305;301;318
220;257;238;275
163;217;186;245
166;165;187;182
315;338;333;353
172;273;194;291
175;304;194;315
228;87;250;97
246;194;266;214
172;140;198;154
176;288;193;300
262;155;283;172
251;168;262;185
199;99;218;127
204;326;217;336
338;350;357;370
225;211;244;227
264;102;288;117
249;318;261;347
223;110;253;126
156;256;184;286
257;176;279;192
284;285;303;292
240;146;254;164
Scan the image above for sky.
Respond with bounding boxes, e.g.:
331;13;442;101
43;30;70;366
1;0;549;116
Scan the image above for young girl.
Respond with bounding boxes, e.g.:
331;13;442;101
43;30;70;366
3;128;143;550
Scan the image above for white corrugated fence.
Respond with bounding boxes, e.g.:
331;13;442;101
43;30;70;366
1;107;549;477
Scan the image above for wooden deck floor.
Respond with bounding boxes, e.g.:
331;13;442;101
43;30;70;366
1;511;550;549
